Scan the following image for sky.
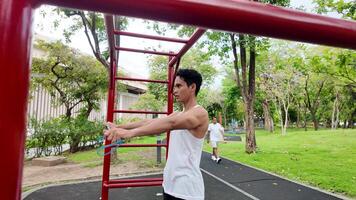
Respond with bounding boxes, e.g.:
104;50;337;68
33;0;339;87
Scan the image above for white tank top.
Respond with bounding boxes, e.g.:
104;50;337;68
163;111;205;200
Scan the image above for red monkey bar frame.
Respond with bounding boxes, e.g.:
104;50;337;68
1;0;355;199
102;13;206;199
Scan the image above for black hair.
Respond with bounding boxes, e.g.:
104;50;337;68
176;68;202;96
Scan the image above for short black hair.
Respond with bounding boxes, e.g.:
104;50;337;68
176;68;202;96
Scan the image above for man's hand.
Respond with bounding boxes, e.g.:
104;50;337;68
104;125;134;142
106;122;118;129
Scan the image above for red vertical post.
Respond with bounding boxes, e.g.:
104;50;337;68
101;56;117;200
166;55;175;159
102;15;118;200
0;0;34;199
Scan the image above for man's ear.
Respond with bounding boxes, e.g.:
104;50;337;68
190;83;196;93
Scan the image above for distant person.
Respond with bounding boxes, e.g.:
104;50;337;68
104;69;209;200
208;117;225;164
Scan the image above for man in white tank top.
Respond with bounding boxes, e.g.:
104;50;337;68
104;69;209;200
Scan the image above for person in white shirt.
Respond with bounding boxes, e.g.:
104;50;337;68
104;69;209;200
208;117;225;163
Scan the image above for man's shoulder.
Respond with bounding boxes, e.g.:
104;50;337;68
189;105;208;116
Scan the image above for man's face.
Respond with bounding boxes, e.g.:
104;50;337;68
173;76;194;102
212;117;217;124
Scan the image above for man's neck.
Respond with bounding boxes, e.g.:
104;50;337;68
182;97;197;112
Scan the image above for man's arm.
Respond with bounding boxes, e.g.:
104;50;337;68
219;124;226;142
108;112;178;130
132;108;206;137
109;119;153;130
105;108;207;141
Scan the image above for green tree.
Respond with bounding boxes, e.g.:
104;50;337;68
259;41;305;134
142;0;289;153
221;66;243;128
32;40;108;119
315;47;356;128
145;48;218;107
314;0;355;20
53;9;128;69
201;0;290;153
130;92;163;120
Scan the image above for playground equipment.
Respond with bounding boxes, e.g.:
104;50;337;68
103;14;205;199
1;0;355;200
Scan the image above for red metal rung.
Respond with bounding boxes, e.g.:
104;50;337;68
109;178;163;184
114;30;188;43
116;46;177;56
113;109;168;115
119;144;167;148
116;76;168;84
103;181;163;188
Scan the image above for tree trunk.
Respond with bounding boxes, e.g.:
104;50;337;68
296;102;301;128
245;35;257;153
230;33;256;153
304;76;324;132
262;99;273;132
65;107;72;119
84;101;94;119
222;106;227;128
283;104;289;135
275;100;284;134
245;101;256;153
304;103;308;131
70;140;80;153
343;119;347;128
311;111;319;130
346;109;356;128
331;92;339;129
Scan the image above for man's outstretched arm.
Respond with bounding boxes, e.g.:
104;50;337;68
105;108;207;141
107;119;153;130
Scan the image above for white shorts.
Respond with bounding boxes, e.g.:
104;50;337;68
210;140;219;148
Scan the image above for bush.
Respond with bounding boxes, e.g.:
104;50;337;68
26;116;104;157
26;117;68;157
67;116;103;153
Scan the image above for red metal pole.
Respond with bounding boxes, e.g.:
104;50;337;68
166;55;175;159
168;29;206;67
0;0;34;199
37;0;356;49
101;61;116;200
102;15;117;200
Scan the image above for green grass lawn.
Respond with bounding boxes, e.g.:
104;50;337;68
66;129;355;198
204;128;356;198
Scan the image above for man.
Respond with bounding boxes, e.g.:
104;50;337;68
208;117;225;164
105;69;209;200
